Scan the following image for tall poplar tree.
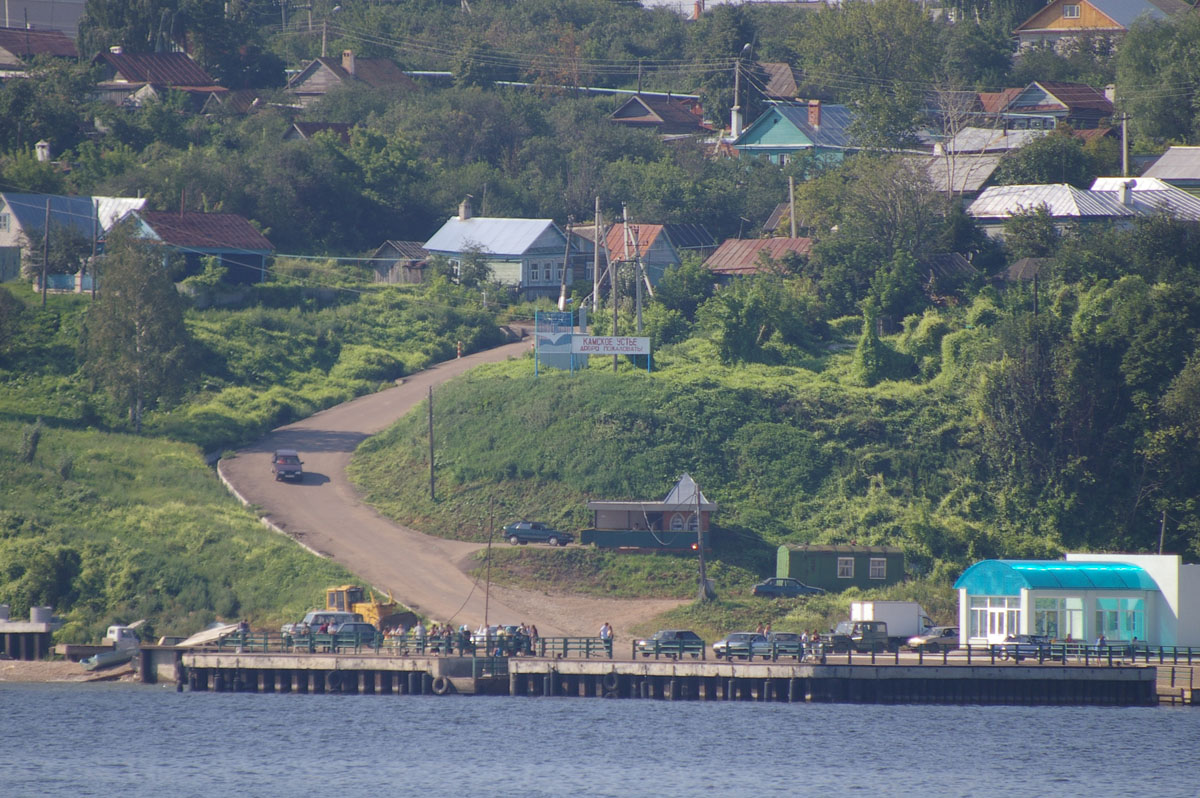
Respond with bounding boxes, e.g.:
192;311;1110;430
83;221;190;432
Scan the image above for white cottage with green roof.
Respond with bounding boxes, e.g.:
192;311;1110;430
954;553;1200;647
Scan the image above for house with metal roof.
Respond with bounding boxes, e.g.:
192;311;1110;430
286;50;417;107
0;193;144;283
368;240;428;284
424;199;593;300
0;25;77;78
582;473;717;552
955;554;1200;647
91;49;226;107
608;94;712;137
1014;0;1194;49
969;179;1200;238
732;100;855;165
1142;146;1200;193
703;237;813;278
128;210;274;283
602;222;717;285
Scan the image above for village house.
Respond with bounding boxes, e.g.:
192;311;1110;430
967;177;1200;238
286;50;417;107
0;193;144;285
608;93;711;138
581;473;717;552
368;240;428;284
91;48;226;108
423;198;593;300
703;236;813;279
602;222;716;286
732;100;854;165
128;210;274;284
0;25;76;78
776;545;906;594
1013;0;1194;49
1141;145;1200;193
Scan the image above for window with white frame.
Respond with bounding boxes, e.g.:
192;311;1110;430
0;212;9;232
869;558;887;579
1063;4;1080;17
1035;597;1083;640
837;557;854;578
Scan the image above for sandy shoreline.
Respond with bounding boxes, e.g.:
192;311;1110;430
0;659;137;683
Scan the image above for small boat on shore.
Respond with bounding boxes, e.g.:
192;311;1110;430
81;620;143;671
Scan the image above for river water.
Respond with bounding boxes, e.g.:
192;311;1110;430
4;682;1198;797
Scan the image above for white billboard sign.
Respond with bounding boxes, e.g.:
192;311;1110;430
571;335;651;356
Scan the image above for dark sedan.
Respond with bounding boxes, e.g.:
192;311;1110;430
503;521;573;546
752;577;824;597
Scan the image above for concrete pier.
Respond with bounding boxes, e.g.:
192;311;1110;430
146;647;1164;706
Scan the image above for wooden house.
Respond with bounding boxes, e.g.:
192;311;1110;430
776;544;906;593
1014;0;1194;49
369;240;428;284
732;100;854;165
286;50;417;107
91;49;225;107
582;474;717;552
608;93;711;138
703;237;813;278
130;210;273;283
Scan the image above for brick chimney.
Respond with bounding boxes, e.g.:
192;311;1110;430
342;50;356;76
693;0;705;21
808;99;821;129
458;195;473;221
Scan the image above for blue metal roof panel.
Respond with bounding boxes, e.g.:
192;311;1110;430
955;560;1160;593
774;103;853;149
1088;0;1187;28
1;193;97;238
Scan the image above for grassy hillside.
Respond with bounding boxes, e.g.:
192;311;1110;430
0;278;507;639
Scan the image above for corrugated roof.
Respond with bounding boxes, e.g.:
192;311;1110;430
917;154;1002;193
136;211;273;252
95;196;145;230
947;126;1050;153
780;544;905;554
1002;257;1050;281
605;223;663;260
760;61;801;100
662;223;716;251
704;237;813;275
1143;146;1200;181
1091;177;1200;220
609;95;709;135
954;559;1160;594
371;240;428;261
0;193;96;237
93;52;218;87
1087;0;1190;27
967;184;1136;220
0;26;77;59
771;102;853;149
424;216;564;257
1032;81;1113;114
979;88;1022;115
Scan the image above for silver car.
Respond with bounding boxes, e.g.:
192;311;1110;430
713;632;770;660
907;626;959;652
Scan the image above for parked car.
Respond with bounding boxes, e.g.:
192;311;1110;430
330;621;379;639
503;521;573;546
992;634;1053;662
908;626;960;652
281;610;362;635
272;449;304;482
713;632;770;660
752;577;824;597
634;629;705;658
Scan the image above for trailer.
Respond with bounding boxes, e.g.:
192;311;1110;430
850;601;934;650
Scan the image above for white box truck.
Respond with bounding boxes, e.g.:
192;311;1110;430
850;601;934;650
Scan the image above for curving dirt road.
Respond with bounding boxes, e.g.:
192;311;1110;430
219;334;682;638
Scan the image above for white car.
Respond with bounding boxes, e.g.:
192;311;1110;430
907;626;959;652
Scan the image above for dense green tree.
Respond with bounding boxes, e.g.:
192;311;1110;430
83;222;191;432
1115;16;1200;143
1002;206;1062;259
0;60;96;155
654;258;716;321
995;130;1101;187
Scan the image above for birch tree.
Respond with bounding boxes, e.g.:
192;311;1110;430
83;221;190;432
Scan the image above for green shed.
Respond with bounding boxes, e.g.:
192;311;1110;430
777;545;905;593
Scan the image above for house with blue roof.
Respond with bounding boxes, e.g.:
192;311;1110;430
731;100;855;165
423;198;593;300
1014;0;1194;49
0;193;145;284
954;553;1200;648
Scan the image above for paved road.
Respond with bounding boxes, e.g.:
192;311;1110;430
219;335;685;637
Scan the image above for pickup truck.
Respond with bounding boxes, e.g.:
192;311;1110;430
823;620;891;653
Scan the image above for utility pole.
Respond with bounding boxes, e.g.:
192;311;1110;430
611;205;623;372
90;199;98;300
789;176;797;238
558;215;573;312
321;19;327;57
633;225;644;334
695;476;712;602
428;386;435;501
1121;112;1129;177
484;498;494;625
593;197;601;313
1159;509;1167;555
41;198;49;308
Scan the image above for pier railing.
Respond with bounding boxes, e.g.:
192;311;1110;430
206;631;619;659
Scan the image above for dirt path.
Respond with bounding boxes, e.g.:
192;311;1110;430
219;333;683;639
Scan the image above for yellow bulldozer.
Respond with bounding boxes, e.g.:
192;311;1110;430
325;585;414;630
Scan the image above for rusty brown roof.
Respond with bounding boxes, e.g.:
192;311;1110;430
704;238;813;275
604;223;664;259
609;94;709;135
92;51;219;87
0;26;77;59
137;211;272;252
308;56;418;90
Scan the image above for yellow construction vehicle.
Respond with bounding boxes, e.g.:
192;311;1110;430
325;585;414;629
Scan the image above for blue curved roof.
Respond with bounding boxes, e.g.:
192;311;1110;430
954;560;1160;595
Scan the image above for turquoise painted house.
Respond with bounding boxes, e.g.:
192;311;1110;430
732;100;855;165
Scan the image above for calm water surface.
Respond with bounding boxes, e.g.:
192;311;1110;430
3;682;1198;797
